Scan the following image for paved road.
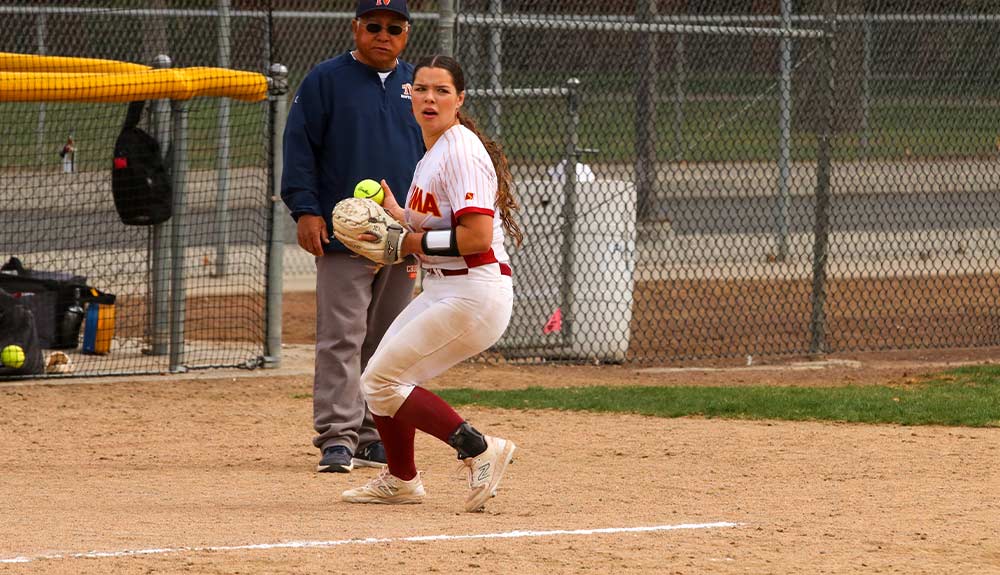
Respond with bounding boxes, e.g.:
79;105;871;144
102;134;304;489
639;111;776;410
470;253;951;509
1;205;275;252
4;187;999;254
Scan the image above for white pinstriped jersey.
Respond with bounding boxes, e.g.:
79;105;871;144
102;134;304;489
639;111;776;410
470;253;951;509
404;124;510;271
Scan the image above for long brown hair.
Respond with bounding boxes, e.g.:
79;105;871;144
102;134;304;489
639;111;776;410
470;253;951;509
413;55;523;246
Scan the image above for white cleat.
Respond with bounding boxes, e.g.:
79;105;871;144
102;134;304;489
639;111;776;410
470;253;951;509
462;436;516;512
342;468;426;505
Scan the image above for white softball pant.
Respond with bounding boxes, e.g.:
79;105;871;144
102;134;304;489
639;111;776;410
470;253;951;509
361;264;514;417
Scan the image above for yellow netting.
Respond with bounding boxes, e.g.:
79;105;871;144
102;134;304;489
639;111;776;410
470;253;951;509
0;53;267;102
0;52;151;74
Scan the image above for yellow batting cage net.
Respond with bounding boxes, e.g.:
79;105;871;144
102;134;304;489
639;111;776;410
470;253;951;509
0;52;268;103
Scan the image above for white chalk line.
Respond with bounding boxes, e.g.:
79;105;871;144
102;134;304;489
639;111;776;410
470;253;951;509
0;521;740;564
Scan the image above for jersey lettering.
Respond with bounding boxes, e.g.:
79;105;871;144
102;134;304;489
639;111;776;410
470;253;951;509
422;192;441;217
407;187;423;210
408;186;442;217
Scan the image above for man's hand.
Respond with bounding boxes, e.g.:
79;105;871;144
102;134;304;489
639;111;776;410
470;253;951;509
297;214;329;256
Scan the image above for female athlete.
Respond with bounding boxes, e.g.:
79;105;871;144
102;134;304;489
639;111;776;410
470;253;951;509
341;54;524;512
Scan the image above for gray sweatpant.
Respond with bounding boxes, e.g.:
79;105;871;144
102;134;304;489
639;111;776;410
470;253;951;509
313;252;415;453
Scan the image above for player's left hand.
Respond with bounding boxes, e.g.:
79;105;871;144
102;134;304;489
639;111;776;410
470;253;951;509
332;197;406;265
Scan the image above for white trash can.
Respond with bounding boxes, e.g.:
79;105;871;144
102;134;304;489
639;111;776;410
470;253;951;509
499;175;635;362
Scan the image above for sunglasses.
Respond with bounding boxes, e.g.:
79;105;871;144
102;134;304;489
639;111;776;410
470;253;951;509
363;22;407;36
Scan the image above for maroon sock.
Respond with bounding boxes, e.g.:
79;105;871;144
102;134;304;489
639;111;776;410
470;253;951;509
392;386;465;444
372;415;417;481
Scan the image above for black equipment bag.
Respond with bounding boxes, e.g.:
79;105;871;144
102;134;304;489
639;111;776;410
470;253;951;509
112;100;172;226
0;288;45;376
0;257;87;350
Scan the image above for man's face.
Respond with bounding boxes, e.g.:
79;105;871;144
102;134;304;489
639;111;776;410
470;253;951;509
352;11;409;70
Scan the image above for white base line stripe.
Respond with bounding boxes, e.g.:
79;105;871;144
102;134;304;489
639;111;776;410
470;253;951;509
0;521;740;564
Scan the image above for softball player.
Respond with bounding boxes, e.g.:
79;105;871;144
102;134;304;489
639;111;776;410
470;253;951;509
341;55;524;512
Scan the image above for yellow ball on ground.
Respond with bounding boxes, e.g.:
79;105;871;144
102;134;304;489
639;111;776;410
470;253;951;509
353;178;385;205
2;344;25;369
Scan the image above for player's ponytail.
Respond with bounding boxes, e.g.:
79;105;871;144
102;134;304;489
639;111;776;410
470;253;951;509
415;55;523;247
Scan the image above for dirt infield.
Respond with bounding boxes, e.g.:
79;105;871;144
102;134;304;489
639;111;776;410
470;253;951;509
2;371;998;574
2;291;999;573
629;274;1000;361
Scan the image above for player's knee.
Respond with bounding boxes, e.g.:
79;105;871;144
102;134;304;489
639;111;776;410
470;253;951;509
361;371;406;417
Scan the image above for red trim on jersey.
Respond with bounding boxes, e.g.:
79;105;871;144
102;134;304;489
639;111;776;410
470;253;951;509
437;263;512;277
455;206;495;218
464;248;498;269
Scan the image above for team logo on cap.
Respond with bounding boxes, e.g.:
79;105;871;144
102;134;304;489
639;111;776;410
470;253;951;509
376;0;392;5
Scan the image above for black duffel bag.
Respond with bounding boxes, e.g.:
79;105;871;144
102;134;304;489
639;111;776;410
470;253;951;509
0;288;45;376
0;257;87;350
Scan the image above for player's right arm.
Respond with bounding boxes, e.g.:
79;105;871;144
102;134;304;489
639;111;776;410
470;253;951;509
365;180;491;256
399;213;491;257
379;179;407;223
280;71;330;256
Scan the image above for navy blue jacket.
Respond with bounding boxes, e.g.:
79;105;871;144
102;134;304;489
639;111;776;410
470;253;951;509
281;52;424;253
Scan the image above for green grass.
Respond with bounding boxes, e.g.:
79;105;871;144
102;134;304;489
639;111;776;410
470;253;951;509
438;365;1000;427
0;98;268;171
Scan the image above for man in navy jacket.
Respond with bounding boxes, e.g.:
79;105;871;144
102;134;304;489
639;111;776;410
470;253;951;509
281;0;424;473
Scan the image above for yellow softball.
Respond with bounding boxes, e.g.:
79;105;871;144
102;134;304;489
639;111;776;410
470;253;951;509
353;179;385;205
1;344;25;369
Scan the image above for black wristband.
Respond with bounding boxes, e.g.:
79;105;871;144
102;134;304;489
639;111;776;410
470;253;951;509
421;229;461;256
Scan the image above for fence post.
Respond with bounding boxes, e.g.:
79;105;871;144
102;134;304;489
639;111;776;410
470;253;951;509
775;0;794;261
149;54;173;356
809;1;837;355
264;63;289;368
558;78;581;347
672;34;685;162
486;0;503;137
860;15;872;157
213;0;232;277
438;0;456;56
635;0;658;221
168;98;190;373
35;12;47;165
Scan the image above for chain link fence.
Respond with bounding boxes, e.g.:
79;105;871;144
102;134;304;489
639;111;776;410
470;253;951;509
2;0;999;375
0;1;276;377
448;0;1000;363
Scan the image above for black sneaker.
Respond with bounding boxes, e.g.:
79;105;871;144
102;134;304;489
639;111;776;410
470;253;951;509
353;441;388;469
317;445;353;473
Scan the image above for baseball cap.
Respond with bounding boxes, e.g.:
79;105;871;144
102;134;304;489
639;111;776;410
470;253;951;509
356;0;410;22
